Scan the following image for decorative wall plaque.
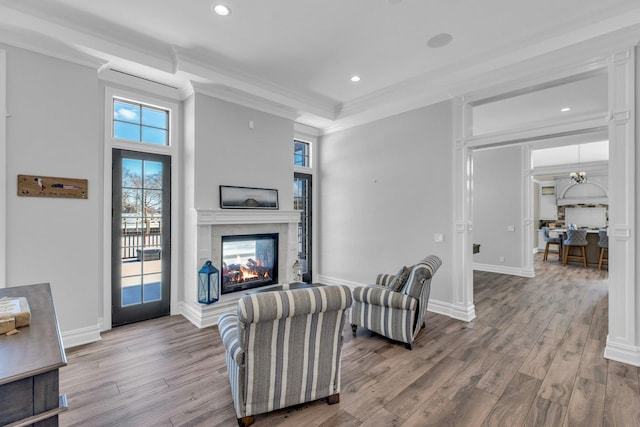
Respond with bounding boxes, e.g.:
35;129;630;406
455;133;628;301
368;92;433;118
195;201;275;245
17;174;88;199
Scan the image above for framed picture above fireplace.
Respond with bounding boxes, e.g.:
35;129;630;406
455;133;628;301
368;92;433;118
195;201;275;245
220;185;279;210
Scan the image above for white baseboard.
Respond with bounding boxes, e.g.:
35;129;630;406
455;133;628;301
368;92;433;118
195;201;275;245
427;298;476;322
316;274;364;290
604;336;640;367
62;323;102;349
473;263;535;278
179;298;239;328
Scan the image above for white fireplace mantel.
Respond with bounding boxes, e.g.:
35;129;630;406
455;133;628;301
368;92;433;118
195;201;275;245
182;208;302;329
196;209;301;225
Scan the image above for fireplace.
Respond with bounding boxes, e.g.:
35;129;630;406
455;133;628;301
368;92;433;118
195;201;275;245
221;233;278;294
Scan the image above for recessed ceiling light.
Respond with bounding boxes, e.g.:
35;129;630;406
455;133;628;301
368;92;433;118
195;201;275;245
212;4;231;16
427;33;453;48
350;75;361;83
561;107;571;112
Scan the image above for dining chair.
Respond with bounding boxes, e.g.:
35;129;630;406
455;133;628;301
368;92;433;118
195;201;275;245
563;228;588;268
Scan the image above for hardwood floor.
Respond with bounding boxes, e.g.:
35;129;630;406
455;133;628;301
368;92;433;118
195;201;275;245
59;255;640;426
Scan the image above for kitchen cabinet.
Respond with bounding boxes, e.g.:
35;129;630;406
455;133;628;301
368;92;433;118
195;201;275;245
539;183;557;220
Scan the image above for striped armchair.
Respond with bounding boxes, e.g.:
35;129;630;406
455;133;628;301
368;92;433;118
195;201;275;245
350;255;442;349
218;285;352;427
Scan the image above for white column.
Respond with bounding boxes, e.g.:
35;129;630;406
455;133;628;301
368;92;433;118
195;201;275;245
521;146;535;277
604;47;639;366
451;97;476;321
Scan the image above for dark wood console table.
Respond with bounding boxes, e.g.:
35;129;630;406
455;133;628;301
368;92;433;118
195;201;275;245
0;283;68;426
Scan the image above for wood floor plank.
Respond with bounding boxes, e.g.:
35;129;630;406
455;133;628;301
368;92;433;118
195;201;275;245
448;385;499;426
58;254;638;426
399;389;456;427
578;338;608;384
538;349;581;406
560;321;590;354
477;345;530;397
519;334;561;380
564;377;605;427
524;397;567;427
543;313;573;340
604;372;640;427
384;356;465;417
481;373;541;427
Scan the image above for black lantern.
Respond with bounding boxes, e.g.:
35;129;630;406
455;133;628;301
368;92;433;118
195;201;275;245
198;260;220;304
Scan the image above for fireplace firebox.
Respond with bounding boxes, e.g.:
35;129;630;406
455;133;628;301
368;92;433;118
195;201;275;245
221;233;278;294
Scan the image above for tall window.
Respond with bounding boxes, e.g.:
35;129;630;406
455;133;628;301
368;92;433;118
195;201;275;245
294;140;310;167
294;139;312;282
113;98;169;146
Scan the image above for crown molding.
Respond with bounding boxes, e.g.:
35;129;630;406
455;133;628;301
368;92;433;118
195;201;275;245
189;81;299;121
1;1;639;137
294;122;322;138
0;24;106;70
0;4;175;74
323;90;453;135
173;46;336;121
325;22;640;136
98;67;186;101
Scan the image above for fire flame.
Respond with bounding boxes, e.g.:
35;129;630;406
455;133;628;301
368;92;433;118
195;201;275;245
226;256;270;283
240;265;259;280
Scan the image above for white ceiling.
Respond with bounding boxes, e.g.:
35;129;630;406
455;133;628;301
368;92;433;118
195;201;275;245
0;0;639;133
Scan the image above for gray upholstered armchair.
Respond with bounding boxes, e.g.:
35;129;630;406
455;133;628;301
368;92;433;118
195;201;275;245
218;285;352;427
350;255;442;349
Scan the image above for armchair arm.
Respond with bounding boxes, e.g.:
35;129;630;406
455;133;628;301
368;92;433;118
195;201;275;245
218;313;244;366
376;274;395;286
352;285;417;311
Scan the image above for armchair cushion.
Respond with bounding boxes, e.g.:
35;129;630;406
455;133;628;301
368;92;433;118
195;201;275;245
388;266;411;292
352;285;417;311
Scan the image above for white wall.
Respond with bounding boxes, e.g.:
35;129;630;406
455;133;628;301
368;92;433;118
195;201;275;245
318;101;454;305
473;145;524;269
4;45;101;335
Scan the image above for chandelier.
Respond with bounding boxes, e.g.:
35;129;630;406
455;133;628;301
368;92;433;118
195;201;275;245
570;171;587;184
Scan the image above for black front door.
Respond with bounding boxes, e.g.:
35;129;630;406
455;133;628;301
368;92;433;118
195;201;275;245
112;149;171;326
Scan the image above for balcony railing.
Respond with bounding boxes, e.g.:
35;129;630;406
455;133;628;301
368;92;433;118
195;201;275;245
121;231;162;259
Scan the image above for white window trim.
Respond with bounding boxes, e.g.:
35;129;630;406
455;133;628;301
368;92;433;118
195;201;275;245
293;138;314;173
102;86;180;331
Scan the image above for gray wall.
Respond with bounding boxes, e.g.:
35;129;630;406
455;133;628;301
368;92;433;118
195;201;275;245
2;45;298;341
192;94;294;210
4;45;101;333
318;101;454;304
473;145;524;268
